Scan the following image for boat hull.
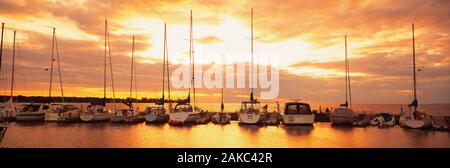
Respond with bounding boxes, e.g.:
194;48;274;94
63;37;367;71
80;113;111;122
238;112;265;124
211;113;231;124
283;114;314;125
111;115;125;122
145;113;169;123
46;110;81;122
399;116;432;129
330;108;354;125
169;112;199;125
16;112;46;121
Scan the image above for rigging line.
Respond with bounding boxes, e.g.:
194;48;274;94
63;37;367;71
10;31;15;101
344;35;348;107
130;35;134;100
191;10;196;108
15;37;29;95
49;28;55;103
55;36;64;103
166;24;171;110
412;23;418;110
107;21;117;110
104;20;107;102
251;8;254;95
347;36;352;108
188;10;192;101
162;23;166;102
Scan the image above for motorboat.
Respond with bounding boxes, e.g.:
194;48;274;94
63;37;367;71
282;101;314;125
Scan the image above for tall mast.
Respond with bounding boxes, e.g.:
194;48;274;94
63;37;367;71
344;36;348;108
191;10;195;109
10;31;16;101
412;23;418;110
48;28;55;103
251;8;254;95
165;23;171;111
221;53;224;113
130;35;135;109
107;20;117;110
0;23;4;77
104;19;107;103
162;23;166;104
55;35;64;103
345;36;352;108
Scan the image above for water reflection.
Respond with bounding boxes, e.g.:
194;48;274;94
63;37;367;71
283;125;314;135
2;121;450;148
238;124;263;133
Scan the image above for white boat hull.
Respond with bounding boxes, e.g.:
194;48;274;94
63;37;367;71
330;108;354;125
169;112;199;124
80;113;111;122
111;115;125;122
239;112;265;124
283;114;314;125
399;116;432;129
145;113;169;123
211;113;231;124
45;110;81;122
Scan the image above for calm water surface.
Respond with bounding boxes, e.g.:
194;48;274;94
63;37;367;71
3;122;449;148
2;103;449;148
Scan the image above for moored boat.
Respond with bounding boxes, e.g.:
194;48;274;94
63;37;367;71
282;100;314;125
145;23;170;124
399;24;432;129
370;113;395;127
330;36;354;126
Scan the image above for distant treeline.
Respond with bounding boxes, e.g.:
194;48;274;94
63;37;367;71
0;95;179;103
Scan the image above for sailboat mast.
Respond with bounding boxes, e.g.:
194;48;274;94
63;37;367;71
251;8;254;95
412;23;417;109
162;23;166;104
10;31;16;100
191;10;196;108
344;36;348;108
48;28;55;103
165;23;171;111
346;36;352;108
104;20;107;102
55;32;64;103
130;35;135;109
0;23;4;75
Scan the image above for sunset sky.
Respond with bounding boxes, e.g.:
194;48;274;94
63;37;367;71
0;0;448;104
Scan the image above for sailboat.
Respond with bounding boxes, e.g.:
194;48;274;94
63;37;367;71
399;23;432;129
121;36;144;124
211;55;230;124
6;30;44;121
238;8;266;125
168;10;200;125
45;28;81;122
145;23;170;124
330;36;355;125
1;23;10;144
0;23;15;122
80;19;113;122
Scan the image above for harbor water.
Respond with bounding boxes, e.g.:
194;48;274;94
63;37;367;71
2;103;449;148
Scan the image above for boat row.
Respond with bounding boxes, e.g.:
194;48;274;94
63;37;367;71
0;10;446;130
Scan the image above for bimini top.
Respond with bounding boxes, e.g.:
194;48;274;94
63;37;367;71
174;103;193;112
284;102;312;114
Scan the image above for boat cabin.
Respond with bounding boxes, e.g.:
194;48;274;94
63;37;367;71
241;101;260;113
174;103;193;113
20;104;48;112
284;102;312;115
